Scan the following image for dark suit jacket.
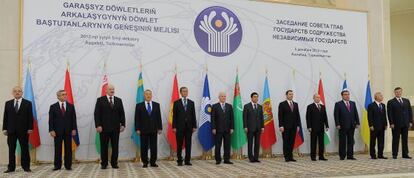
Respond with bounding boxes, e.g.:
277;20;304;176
368;102;387;131
48;102;77;135
243;103;264;132
94;96;126;133
334;100;360;130
2;98;33;135
211;103;234;133
387;98;413;128
135;101;162;134
278;100;301;130
172;98;197;131
306;103;329;132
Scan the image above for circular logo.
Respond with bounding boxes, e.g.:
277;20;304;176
194;6;242;57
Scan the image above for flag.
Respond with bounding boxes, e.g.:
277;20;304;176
23;69;41;148
64;68;80;151
198;74;214;151
167;74;179;151
95;74;108;154
290;72;304;149
260;76;277;149
131;72;144;147
231;74;247;149
342;80;348;90
318;78;330;146
361;81;372;147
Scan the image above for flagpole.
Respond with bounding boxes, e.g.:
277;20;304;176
27;59;38;165
261;69;272;158
201;64;213;160
168;64;178;161
134;61;143;162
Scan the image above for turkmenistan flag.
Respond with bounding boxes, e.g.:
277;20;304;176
231;73;247;149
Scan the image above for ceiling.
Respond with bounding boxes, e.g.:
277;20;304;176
390;0;414;14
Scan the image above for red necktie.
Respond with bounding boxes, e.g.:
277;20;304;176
109;97;114;108
61;103;66;115
346;102;351;111
289;101;294;111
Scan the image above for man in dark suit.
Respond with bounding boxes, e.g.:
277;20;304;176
135;89;162;168
94;84;126;169
387;87;413;159
334;90;360;160
211;92;234;165
243;92;264;163
278;90;301;162
172;87;197;166
306;94;329;161
2;86;33;173
368;92;388;159
49;90;78;170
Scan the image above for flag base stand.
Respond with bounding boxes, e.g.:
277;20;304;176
167;150;176;161
200;150;213;160
133;149;141;162
294;148;304;157
260;148;275;158
72;152;80;164
31;149;39;165
231;149;245;160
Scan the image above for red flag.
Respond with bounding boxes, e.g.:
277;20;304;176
64;68;80;150
318;79;326;105
167;74;179;151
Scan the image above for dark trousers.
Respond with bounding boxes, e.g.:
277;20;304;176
392;126;409;157
176;128;193;163
247;130;261;161
7;133;30;170
100;131;119;167
54;134;72;169
282;128;296;160
338;128;355;159
214;132;231;162
310;130;324;159
140;133;158;165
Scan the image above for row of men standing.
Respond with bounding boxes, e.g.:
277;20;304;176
2;85;413;173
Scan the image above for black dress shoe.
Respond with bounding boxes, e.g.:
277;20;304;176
65;168;72;171
177;162;183;166
215;161;221;165
319;157;328;161
223;161;233;164
254;160;261;163
112;165;119;169
249;160;255;163
53;167;61;171
403;156;412;159
101;166;107;169
150;164;158;167
371;157;377;159
311;158;317;161
393;156;397;159
184;162;192;166
347;157;356;160
378;156;388;159
4;169;15;173
23;168;31;172
340;157;345;160
285;159;290;162
143;164;148;168
290;159;297;162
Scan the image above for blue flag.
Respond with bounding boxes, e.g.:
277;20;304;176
198;74;214;151
131;72;144;147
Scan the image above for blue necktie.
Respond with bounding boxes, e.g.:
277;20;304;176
147;102;152;115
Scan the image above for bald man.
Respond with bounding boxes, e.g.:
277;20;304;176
306;94;329;161
368;92;387;159
94;84;126;169
3;86;33;173
211;92;234;165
